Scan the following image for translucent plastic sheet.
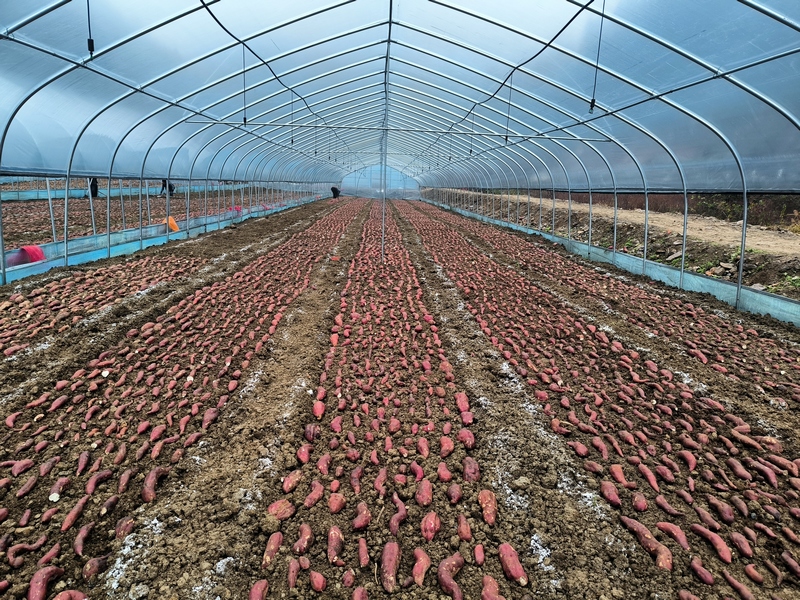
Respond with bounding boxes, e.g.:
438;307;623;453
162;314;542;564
0;0;798;194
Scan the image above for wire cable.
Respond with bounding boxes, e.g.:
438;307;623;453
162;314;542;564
86;0;94;57
198;0;364;169
405;0;595;172
589;0;607;113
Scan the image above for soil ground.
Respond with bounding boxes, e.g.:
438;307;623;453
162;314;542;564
440;192;800;300
0;198;798;600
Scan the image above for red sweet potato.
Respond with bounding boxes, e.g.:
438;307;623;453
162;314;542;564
654;494;683;517
381;541;401;592
478;489;498;525
416;479;433;506
437;552;465;600
268;499;296;520
475;543;485;565
352;586;368;600
722;569;755;600
421;511;441;541
27;566;64;600
358;537;369;567
73;522;94;556
632;492;648;512
743;563;763;584
37;542;60;566
499;542;529;584
327;526;344;566
729;531;753;558
328;493;347;515
463;457;481;482
637;463;660;492
656;522;690;550
389;493;407;536
52;590;88;600
782;550;800;578
261;532;283;569
283;470;303;493
373;467;387;496
304;480;324;508
82;554;109;581
293;523;314;555
694;505;721;531
352;501;371;529
249;579;269;600
619;516;673;570
457;428;475;449
288;559;300;589
600;481;621;508
85;470;112;495
609;464;636;489
141;466;170;502
115;515;135;539
440;436;455;458
447;483;462;505
412;547;431;586
690;523;732;563
457;514;472;541
706;494;735;524
8;534;47;567
437;462;453;482
61;495;90;532
481;575;507;600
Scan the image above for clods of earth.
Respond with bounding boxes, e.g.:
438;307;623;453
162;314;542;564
0;198;799;600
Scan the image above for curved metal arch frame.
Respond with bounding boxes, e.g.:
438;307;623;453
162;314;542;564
1;9;387;180
386;84;592;231
394;19;748;191
390;31;679;188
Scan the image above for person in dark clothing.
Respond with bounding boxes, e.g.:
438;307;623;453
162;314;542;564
331;186;340;198
160;179;175;196
89;177;98;198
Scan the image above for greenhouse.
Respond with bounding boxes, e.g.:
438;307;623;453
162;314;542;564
1;1;799;599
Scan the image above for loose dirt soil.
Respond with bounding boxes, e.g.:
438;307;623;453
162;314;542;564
445;192;800;300
0;198;798;600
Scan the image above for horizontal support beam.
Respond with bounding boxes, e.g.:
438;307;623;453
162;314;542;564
185;120;608;141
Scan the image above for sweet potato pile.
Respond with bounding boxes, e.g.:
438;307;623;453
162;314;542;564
401;200;800;600
0;199;365;596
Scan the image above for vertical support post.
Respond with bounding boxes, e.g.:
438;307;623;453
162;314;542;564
567;189;573;239
0;189;6;285
106;176;111;259
64;177;70;267
612;187;619;253
166;178;171;242
642;189;650;274
186;179;190;232
381;131;387;264
46;178;57;243
678;189;689;288
138;178;143;251
87;178;97;235
539;186;543;231
588;189;594;256
145;179;151;225
120;179;126;230
735;190;749;308
526;178;531;229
